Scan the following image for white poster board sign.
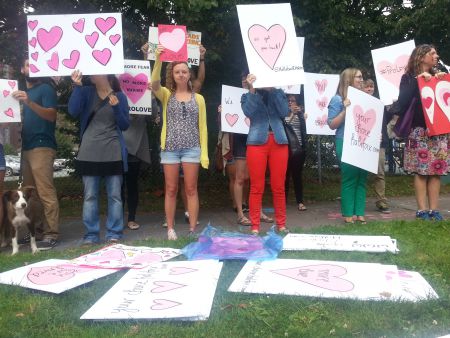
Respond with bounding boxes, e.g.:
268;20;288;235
371;40;415;105
27;13;124;76
0;79;21;123
283;234;399;253
228;259;401;301
237;3;305;88
304;72;339;135
0;259;117;294
221;85;249;134
117;60;152;115
81;260;223;321
71;244;181;269
386;269;439;302
341;86;385;174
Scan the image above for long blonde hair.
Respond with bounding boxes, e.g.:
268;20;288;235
337;68;360;99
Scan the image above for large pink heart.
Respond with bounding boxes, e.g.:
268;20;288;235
85;32;99;49
421;86;435;124
436;80;450;121
62;50;80;69
72;18;85;33
95;17;117;35
225;113;239;127
47;52;59;71
248;24;286;70
159;28;186;53
27;265;92;285
315;79;328;95
151;299;181;310
151;281;186;293
377;55;409;88
353;105;377;144
4;108;14;118
169;267;198;275
92;48;112;66
271;264;355;292
37;26;63;52
28;20;38;31
119;73;148;104
316;96;328;111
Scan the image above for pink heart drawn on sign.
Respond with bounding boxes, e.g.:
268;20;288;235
31;52;39;61
29;64;39;73
128;252;162;266
28;20;38;31
271;264;355;292
353;105;376;144
72;18;85;33
85;32;99;49
36;26;63;52
2;90;10;98
151;299;181;310
315;79;328;95
377;55;409;88
436;80;450;121
421;86;435;124
92;48;112;66
151;281;186;293
47;52;59;71
169;267;198;275
62;50;80;69
109;34;121;46
27;265;92;285
248;24;286;70
28;37;37;48
88;248;125;262
8;81;15;89
119;73;148;104
159;28;186;53
4;108;14;118
315;114;328;128
95;17;117;35
316;96;328;111
244;117;251;127
225;113;239;127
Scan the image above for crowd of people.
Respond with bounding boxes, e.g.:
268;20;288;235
1;43;448;247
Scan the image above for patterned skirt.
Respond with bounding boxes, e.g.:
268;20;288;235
404;127;450;176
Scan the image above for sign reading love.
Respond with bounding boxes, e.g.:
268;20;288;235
158;24;188;62
0;79;21;123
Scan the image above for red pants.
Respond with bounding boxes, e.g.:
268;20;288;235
246;133;289;231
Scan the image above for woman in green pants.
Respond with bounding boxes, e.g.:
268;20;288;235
327;68;365;224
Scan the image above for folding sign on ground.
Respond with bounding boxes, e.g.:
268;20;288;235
418;74;450;136
158;25;188;62
237;3;304;88
341;86;385;174
385;268;438;302
282;234;399;253
371;40;415;105
221;85;249;134
229;259;400;301
27;13;124;76
117;60;152;115
0;259;117;294
304;72;339;135
0;79;21;123
81;260;223;321
71;244;181;269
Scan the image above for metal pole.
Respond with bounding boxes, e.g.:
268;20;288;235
317;136;322;184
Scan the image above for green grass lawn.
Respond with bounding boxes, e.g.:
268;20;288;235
0;220;449;338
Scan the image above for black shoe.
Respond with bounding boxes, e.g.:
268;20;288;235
377;205;391;214
37;238;58;251
18;234;31;245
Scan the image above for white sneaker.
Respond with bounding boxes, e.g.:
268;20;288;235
184;211;200;226
167;229;178;240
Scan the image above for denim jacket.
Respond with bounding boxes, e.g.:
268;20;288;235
241;89;289;145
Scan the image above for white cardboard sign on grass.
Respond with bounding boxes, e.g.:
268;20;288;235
385;269;439;302
0;79;21;123
237;3;305;88
221;85;249;134
0;259;117;294
341;86;385;174
81;260;223;321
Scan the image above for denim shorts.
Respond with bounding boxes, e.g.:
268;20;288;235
0;144;5;171
160;147;201;164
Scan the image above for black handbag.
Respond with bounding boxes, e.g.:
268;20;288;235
282;117;302;156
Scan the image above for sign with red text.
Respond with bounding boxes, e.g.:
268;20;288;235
158;25;188;62
221;85;249;134
0;79;21;123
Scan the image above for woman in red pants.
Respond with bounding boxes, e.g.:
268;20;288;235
241;74;289;235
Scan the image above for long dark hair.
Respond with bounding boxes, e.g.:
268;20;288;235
405;44;436;76
107;75;122;92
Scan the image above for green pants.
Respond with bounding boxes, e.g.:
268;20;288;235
335;138;368;217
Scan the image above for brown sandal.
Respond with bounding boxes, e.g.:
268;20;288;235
127;221;140;230
260;214;274;223
237;216;252;226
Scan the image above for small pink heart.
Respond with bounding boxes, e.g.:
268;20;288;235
316;96;328;111
62;50;80;69
2;90;10;98
169;267;198;275
31;52;39;61
28;37;37;48
151;299;181;310
72;18;85;33
92;48;112;66
28;20;38;31
8;81;15;89
29;64;40;73
151;281;186;293
244;117;251;127
315;79;328;95
4;108;14;118
47;52;59;71
95;17;117;35
85;32;99;49
109;34;121;46
225;113;239;127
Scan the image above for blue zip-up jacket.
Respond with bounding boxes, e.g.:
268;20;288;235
241;89;289;145
68;85;130;172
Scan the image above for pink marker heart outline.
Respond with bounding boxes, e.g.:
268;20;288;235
225;113;239;127
151;299;181;310
28;37;37;48
159;28;186;53
315;114;328;128
92;48;112;66
247;24;286;70
7;81;16;89
315;79;328;95
316;96;328;111
85;32;99;49
36;26;63;52
47;52;59;71
109;34;121;46
95;17;117;35
377;55;409;88
119;73;149;104
421;86;435;124
352;105;376;144
169;267;198;275
151;280;186;293
72;18;85;33
62;50;80;69
29;64;40;73
28;20;38;31
31;52;39;61
2;90;10;98
4;108;14;118
27;265;92;285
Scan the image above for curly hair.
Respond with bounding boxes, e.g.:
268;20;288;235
165;62;193;93
405;44;436;76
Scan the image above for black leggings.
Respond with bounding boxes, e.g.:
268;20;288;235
285;151;306;204
122;161;141;222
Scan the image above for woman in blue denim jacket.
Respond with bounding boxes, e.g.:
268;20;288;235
241;74;289;235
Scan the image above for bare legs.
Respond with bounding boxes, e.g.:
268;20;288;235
414;174;441;210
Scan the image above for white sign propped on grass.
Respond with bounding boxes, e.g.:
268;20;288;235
0;259;117;294
221;85;249;134
81;260;223;321
0;79;21;123
385;269;439;302
283;234;399;253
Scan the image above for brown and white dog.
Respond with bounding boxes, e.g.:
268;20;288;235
1;186;45;255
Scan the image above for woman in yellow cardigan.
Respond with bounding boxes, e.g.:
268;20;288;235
152;45;209;240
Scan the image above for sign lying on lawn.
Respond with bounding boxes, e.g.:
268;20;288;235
0;79;21;123
237;3;305;88
117;60;152;115
71;244;181;269
385;268;439;302
27;13;124;76
221;85;250;134
282;234;399;253
341;86;385;174
0;259;117;294
81;260;223;321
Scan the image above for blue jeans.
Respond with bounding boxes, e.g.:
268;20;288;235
82;175;124;242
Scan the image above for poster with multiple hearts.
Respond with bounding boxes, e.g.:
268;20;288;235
27;13;124;77
81;260;223;321
158;25;188;62
0;79;21;123
229;259;401;301
237;3;305;88
371;40;415;105
341;86;385;174
117;60;152;115
220;85;250;134
304;72;339;135
282;234;399;253
385;269;438;302
0;259;117;294
70;244;181;269
418;74;450;136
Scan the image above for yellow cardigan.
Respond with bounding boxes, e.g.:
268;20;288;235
151;58;209;169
